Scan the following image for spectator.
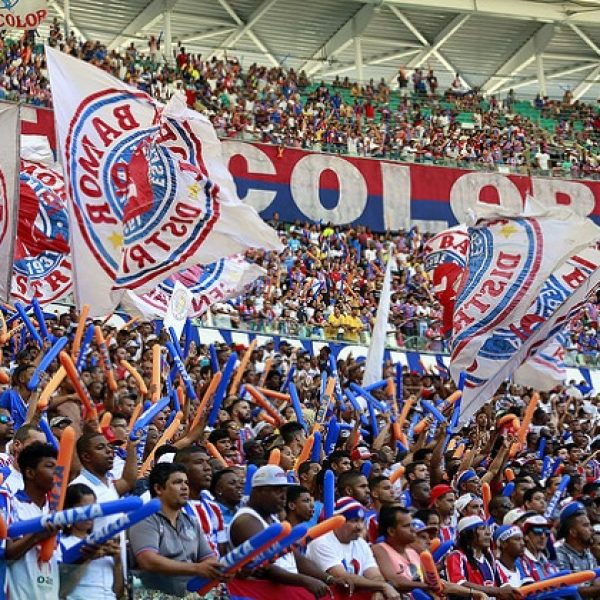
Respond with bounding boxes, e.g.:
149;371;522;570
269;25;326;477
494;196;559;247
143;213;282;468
128;462;228;595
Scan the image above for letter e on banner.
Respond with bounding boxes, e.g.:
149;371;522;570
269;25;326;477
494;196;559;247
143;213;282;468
290;154;367;224
450;173;523;222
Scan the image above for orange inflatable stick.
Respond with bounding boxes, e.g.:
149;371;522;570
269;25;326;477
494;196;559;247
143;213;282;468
40;425;75;561
430;538;441;553
519;571;596;596
257;388;291;402
189;372;222;432
259;358;273;388
139;411;183;477
396;396;415;431
294;434;315;471
305;515;346;541
120;360;148;396
420;551;444;595
229;339;256;395
390;465;405;484
504;468;515;482
517;392;539;446
246;385;282;424
94;326;117;392
268;448;281;466
151;344;161;403
99;411;112;432
59;352;97;421
206;441;228;468
482;482;491;520
37;366;66;412
71;304;89;360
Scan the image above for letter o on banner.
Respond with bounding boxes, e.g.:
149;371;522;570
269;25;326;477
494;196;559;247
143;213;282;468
450;173;523;223
221;141;277;212
290;155;368;224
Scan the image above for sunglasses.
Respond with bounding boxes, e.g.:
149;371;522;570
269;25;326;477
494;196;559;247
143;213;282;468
0;415;13;425
530;528;550;536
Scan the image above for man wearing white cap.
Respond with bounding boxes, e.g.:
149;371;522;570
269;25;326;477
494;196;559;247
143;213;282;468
521;515;559;581
229;465;345;597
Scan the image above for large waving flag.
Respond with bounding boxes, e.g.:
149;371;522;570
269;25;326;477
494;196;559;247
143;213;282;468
12;159;72;305
112;95;282;294
451;199;600;421
45;46;161;316
121;256;265;319
0;103;19;301
424;224;567;393
45;47;281;316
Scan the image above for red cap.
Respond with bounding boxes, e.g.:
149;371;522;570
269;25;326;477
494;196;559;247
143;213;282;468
429;484;453;507
351;447;372;461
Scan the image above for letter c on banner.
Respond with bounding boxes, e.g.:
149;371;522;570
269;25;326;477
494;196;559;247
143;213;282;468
221;141;277;212
531;177;595;217
450;173;523;222
290;155;367;224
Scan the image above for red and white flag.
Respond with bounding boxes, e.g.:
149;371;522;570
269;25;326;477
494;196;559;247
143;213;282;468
121;256;265;320
450;199;600;421
46;47;281;316
12;159;72;305
0;103;20;302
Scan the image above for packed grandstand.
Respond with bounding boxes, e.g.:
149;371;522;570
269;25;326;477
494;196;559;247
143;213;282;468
3;2;600;600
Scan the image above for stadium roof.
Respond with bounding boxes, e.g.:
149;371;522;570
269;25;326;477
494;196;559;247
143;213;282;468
44;0;600;100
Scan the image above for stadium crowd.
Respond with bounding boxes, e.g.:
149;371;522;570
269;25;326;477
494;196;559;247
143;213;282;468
1;18;600;600
0;306;600;599
1;22;600;176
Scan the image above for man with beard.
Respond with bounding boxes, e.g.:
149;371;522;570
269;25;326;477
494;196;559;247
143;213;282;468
556;502;600;597
128;462;228;596
228;398;255;456
230;465;340;596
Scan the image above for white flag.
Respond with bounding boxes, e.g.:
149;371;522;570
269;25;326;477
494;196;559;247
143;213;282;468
163;280;193;340
121;256;265;320
45;45;161;316
363;246;394;385
0;103;19;301
46;47;281;316
451;199;600;422
513;332;566;391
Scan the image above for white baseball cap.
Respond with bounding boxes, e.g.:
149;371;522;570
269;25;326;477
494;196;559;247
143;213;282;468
251;465;294;488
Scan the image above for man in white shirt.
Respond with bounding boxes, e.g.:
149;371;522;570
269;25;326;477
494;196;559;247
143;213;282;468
2;424;47;495
6;442;63;600
307;497;400;599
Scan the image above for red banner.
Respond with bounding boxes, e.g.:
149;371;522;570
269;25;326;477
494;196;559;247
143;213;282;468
23;105;600;231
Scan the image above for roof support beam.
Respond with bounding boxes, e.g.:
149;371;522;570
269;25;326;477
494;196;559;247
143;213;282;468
180;27;238;44
300;3;379;76
410;14;470;67
49;0;86;41
319;48;420;78
360;36;423;48
494;62;597;94
543;52;599;62
107;0;179;51
388;7;471;88
573;64;600;100
212;0;280;66
350;0;600;25
482;23;555;94
569;24;600;57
